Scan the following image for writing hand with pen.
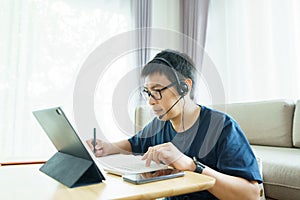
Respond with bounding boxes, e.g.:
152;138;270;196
86;138;113;157
86;132;132;157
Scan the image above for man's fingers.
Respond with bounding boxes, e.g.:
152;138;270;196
142;144;176;166
86;139;108;157
152;150;161;165
95;141;103;150
95;148;104;157
86;139;94;150
145;152;152;166
143;147;155;166
141;147;152;160
142;146;164;166
141;152;149;161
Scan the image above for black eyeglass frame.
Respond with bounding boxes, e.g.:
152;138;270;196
142;82;177;101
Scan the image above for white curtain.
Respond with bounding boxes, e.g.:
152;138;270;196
179;0;209;67
205;0;300;103
0;0;133;160
132;0;152;67
132;0;152;105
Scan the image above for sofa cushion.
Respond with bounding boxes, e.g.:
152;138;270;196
135;105;153;132
211;100;295;147
252;145;300;200
293;100;300;147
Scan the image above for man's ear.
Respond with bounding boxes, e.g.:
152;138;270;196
185;78;193;91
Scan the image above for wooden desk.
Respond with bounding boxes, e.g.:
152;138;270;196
0;164;215;200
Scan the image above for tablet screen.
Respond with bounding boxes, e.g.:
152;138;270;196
123;168;185;184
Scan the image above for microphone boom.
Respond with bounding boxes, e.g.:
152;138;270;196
159;96;184;119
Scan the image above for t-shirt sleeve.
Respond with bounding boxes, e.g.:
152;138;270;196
216;118;263;183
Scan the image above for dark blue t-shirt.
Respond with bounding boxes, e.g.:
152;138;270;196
128;106;263;200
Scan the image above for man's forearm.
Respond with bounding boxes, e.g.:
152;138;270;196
110;140;132;155
204;166;260;200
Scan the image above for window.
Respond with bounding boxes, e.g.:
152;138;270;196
206;0;300;103
0;0;133;160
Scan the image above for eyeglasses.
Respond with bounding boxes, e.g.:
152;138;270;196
142;82;177;101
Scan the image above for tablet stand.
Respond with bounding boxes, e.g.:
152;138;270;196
40;152;105;188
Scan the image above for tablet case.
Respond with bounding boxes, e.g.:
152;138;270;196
40;152;104;188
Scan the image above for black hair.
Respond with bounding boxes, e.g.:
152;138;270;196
141;49;196;100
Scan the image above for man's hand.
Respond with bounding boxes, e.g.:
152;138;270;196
86;139;112;157
141;142;195;171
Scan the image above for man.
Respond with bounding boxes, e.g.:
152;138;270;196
87;49;262;199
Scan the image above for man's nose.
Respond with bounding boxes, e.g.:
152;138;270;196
148;95;157;105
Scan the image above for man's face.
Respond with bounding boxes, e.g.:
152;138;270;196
143;72;182;120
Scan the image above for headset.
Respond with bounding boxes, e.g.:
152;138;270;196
151;57;188;97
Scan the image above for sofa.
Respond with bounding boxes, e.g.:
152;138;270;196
135;99;300;200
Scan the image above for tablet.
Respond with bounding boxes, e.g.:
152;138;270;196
33;107;105;187
122;168;185;184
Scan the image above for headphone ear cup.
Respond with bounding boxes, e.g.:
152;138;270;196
178;82;188;96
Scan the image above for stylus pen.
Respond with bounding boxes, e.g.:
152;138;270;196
93;128;96;154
